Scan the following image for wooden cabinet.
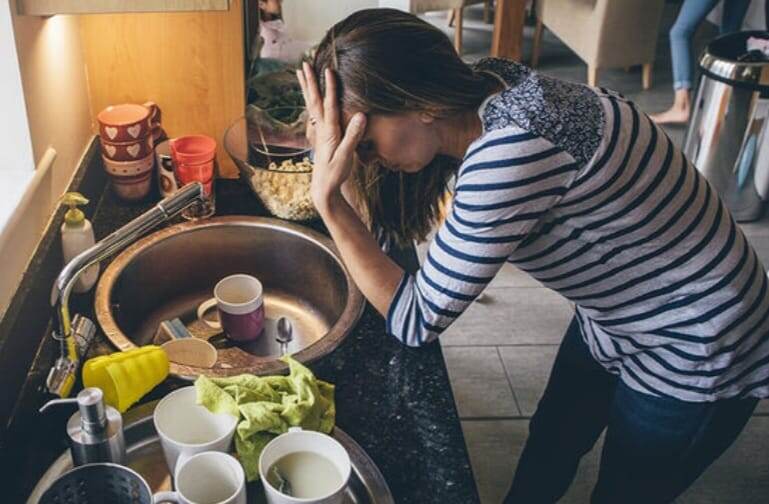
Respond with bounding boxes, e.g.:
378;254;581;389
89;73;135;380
79;0;245;177
17;0;230;16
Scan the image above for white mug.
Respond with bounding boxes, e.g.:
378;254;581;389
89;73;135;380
258;428;351;504
153;387;238;474
153;451;246;504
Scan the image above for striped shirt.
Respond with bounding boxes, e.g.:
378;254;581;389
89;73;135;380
386;58;769;402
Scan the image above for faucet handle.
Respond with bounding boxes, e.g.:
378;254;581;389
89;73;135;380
71;315;96;358
45;356;77;398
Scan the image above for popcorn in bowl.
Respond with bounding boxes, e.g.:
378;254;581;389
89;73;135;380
224;112;320;222
249;157;317;221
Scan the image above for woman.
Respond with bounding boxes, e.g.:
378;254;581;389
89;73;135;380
651;0;750;125
297;9;767;503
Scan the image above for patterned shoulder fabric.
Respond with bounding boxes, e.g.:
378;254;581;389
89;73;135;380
473;58;605;167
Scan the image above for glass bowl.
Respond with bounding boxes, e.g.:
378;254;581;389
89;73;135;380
224;108;318;221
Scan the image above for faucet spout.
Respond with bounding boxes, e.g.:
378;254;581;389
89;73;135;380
47;182;204;397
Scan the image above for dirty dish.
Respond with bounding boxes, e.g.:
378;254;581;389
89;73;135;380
38;463;155;504
100;135;154;162
97;102;161;143
155;451;246;504
156;139;179;198
170;135;217;165
153;386;237;474
197;274;265;342
259;427;351;504
161;338;217;368
82;345;169;413
223;115;318;222
102;153;155;201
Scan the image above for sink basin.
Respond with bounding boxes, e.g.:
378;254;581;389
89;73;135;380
94;216;364;378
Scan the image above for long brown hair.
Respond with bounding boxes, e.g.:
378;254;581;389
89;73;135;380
312;8;498;246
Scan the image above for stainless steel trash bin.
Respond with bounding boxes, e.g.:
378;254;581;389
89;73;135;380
684;31;769;222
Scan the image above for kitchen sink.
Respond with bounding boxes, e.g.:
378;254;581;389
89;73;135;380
94;216;364;378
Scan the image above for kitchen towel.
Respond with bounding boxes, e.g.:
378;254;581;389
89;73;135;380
195;356;335;481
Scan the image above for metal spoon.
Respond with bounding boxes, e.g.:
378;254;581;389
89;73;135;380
276;317;293;356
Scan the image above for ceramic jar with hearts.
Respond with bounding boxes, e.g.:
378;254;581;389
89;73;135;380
98;102;162;201
102;154;155;201
98;102;161;143
100;134;154;162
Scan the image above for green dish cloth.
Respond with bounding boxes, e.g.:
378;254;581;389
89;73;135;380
195;356;335;481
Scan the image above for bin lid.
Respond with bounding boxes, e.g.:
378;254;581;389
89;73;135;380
699;31;769;93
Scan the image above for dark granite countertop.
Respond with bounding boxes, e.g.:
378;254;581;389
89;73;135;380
3;167;479;503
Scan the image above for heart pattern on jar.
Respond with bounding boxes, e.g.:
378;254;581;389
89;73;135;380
127;124;142;139
127;144;141;158
105;127;118;140
104;144;117;157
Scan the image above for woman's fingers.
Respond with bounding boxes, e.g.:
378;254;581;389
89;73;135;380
334;113;367;163
301;62;325;124
295;68;310;110
323;68;340;129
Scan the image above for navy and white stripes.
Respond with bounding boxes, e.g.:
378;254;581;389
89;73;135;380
386;59;769;402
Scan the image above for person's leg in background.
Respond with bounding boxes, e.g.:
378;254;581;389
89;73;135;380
590;381;759;504
720;0;750;34
651;0;720;125
504;318;617;503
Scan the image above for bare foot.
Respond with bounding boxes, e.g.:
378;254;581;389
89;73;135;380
650;107;690;125
651;89;691;125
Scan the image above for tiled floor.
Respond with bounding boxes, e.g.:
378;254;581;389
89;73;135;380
420;5;769;503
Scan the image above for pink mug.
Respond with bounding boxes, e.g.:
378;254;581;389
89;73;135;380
197;274;265;342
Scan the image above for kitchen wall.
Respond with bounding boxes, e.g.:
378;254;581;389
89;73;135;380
78;0;246;178
282;0;378;43
0;1;248;315
0;6;93;316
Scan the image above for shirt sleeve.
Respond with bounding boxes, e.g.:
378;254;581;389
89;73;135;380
386;127;581;347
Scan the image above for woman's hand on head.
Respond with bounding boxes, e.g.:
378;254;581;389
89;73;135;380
297;62;367;214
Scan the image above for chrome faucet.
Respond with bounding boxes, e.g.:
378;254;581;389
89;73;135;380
46;182;205;397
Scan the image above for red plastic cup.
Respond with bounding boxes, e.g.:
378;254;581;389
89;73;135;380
170;135;217;165
174;159;215;196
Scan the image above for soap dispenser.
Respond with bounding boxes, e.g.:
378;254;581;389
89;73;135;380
39;387;126;466
60;192;98;293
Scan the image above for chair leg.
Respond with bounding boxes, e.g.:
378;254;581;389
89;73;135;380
642;63;653;90
531;16;543;68
453;8;463;55
484;0;492;24
588;65;599;87
448;9;455;27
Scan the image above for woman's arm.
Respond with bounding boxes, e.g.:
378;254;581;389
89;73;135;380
298;64;580;346
297;63;403;316
315;193;403;316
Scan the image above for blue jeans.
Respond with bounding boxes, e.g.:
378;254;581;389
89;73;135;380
504;318;759;504
670;0;750;90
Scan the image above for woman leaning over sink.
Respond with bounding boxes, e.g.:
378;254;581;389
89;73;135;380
297;8;768;504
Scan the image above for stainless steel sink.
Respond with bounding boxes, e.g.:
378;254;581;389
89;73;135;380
94;216;364;378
